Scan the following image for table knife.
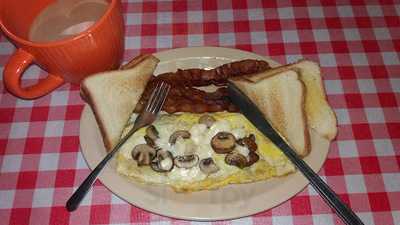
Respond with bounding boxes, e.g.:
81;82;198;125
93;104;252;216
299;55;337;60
227;82;364;225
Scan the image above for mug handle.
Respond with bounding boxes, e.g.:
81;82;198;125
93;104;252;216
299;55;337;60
3;49;65;99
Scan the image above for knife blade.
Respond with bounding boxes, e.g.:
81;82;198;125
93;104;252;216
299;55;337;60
227;81;364;225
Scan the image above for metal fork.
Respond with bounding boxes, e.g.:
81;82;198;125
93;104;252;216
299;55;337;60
66;81;171;212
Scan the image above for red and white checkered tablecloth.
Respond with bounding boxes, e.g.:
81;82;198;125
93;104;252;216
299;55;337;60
1;0;399;225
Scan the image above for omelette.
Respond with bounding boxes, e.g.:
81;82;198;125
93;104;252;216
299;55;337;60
116;112;295;192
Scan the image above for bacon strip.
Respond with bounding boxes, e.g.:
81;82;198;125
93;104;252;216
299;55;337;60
156;59;270;86
134;59;271;113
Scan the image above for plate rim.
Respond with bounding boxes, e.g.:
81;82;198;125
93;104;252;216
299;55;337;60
79;46;331;221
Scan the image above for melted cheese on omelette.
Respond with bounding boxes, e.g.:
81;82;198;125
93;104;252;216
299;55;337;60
116;112;295;192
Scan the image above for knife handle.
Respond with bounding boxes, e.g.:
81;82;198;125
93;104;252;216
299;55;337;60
279;143;364;225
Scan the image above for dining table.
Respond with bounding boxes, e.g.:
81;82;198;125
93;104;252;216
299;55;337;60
1;0;399;225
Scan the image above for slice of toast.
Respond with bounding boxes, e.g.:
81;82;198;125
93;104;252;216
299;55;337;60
244;60;337;141
230;70;310;157
81;55;159;151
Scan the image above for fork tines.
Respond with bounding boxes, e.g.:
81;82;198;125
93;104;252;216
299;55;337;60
145;81;171;113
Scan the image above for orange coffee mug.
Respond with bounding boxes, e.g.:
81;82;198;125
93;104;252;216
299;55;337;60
0;0;125;99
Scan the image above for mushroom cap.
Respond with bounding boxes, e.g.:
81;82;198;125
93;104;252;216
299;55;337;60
174;154;199;168
150;150;174;172
198;114;216;128
225;152;248;169
237;134;257;152
144;135;156;148
146;125;159;141
131;144;156;166
211;132;236;154
169;130;191;144
199;157;220;175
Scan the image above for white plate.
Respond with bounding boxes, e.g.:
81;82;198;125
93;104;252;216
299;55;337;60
79;47;330;221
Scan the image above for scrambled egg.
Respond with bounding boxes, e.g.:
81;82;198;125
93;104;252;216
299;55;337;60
116;112;295;192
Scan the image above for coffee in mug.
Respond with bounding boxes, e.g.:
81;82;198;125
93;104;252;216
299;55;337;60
29;0;109;42
0;0;124;99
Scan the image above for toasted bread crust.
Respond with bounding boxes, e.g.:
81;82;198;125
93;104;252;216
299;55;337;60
295;60;337;140
297;59;338;141
81;54;159;151
120;54;151;70
298;78;311;156
81;84;114;150
242;59;337;141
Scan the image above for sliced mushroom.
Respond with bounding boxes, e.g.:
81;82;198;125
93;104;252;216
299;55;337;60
131;144;156;166
144;135;156;147
199;157;219;175
211;132;236;154
237;134;257;152
246;152;260;166
174;154;199;168
150;150;174;172
198;114;216;128
225;152;248;169
146;125;159;141
169;130;191;144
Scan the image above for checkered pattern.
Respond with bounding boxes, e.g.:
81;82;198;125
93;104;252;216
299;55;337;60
1;0;399;224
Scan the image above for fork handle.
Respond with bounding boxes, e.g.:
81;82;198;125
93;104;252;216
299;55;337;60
66;124;141;212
